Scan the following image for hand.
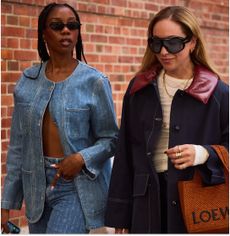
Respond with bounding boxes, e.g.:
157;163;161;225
1;208;10;233
115;228;129;234
165;144;195;170
50;153;85;189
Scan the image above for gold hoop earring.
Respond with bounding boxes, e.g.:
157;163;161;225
42;35;46;43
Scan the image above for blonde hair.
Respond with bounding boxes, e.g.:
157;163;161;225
138;6;219;76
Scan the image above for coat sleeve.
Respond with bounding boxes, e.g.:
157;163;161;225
199;80;229;185
105;82;134;230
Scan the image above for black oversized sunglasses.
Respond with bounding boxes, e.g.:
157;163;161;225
148;35;192;54
49;21;81;31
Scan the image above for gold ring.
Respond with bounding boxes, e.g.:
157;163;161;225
175;152;182;158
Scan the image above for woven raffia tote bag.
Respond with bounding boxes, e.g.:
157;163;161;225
178;145;229;233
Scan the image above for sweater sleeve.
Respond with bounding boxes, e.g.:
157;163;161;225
193;145;209;166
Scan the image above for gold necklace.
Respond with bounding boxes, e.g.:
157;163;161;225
163;72;173;98
162;71;193;98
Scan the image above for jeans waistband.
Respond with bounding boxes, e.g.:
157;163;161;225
44;156;65;166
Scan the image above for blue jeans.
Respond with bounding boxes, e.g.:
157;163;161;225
28;156;89;234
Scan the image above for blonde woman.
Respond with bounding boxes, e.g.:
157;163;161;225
105;6;229;233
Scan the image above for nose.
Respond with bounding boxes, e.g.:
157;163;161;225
61;26;71;34
160;46;169;55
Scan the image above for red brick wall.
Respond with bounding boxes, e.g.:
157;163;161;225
1;0;229;228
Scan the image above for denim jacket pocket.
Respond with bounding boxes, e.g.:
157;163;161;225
65;107;90;139
133;174;150;197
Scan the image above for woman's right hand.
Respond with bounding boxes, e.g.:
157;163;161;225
115;228;129;234
1;208;10;233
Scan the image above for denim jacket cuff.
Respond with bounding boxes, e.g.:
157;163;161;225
79;150;99;180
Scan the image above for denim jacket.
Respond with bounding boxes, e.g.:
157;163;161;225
1;61;118;229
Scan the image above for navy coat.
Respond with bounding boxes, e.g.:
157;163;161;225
105;65;229;233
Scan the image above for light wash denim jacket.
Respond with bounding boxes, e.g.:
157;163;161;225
1;61;118;229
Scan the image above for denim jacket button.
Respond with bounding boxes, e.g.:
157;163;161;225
49;86;54;91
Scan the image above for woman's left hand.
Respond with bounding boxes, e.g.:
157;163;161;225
50;153;85;188
165;144;195;170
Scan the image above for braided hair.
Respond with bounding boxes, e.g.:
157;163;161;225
25;2;87;79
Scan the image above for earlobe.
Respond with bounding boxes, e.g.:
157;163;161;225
191;37;197;48
190;37;197;53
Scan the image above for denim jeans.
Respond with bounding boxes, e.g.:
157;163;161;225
28;156;89;234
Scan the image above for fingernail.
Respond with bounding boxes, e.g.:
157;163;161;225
51;186;54;190
50;164;56;167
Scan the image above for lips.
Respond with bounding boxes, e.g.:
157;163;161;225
160;57;174;64
60;38;72;47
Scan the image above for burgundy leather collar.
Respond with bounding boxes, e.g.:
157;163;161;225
130;64;218;104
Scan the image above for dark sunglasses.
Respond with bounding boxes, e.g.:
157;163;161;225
148;36;192;54
49;21;81;31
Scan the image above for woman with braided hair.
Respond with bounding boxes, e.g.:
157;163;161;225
1;2;118;233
